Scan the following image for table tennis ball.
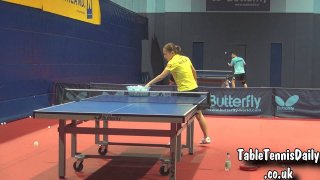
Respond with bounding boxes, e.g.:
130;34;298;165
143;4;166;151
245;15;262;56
33;141;39;147
29;116;32;118
48;126;51;129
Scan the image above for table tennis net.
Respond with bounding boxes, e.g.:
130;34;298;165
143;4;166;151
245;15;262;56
64;88;211;107
196;70;233;77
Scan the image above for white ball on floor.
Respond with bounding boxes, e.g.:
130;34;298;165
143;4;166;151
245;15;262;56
33;141;39;147
48;126;51;129
29;116;32;118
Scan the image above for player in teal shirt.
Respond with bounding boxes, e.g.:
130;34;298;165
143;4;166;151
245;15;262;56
228;51;248;88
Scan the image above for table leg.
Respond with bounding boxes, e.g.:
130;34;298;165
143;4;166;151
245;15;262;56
58;119;66;178
186;122;190;149
103;121;108;143
95;120;99;144
169;123;177;180
71;120;77;157
189;120;194;155
176;124;182;162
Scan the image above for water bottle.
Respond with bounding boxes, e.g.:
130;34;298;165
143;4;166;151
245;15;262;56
225;152;231;171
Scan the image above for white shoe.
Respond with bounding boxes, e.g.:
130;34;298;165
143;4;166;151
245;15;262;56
200;137;211;144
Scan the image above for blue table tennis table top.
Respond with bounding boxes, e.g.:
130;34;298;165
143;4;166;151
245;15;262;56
34;94;207;118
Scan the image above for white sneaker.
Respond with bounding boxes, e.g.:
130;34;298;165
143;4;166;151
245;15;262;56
200;137;211;144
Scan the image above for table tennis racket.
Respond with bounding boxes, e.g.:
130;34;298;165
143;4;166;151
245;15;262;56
239;163;259;171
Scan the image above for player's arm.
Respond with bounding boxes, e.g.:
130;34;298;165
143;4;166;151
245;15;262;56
191;65;197;82
228;60;233;67
145;69;170;87
169;74;175;85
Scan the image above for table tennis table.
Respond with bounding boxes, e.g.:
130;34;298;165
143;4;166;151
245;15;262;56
196;70;233;87
33;89;210;180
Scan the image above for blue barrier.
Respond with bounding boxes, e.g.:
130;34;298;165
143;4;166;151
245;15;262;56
54;83;320;118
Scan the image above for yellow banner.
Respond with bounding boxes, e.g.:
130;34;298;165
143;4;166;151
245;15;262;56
2;0;42;9
42;0;101;25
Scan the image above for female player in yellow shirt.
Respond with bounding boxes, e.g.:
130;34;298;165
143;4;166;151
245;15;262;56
145;43;211;144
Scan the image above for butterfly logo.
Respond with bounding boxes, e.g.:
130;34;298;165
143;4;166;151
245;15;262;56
275;95;299;107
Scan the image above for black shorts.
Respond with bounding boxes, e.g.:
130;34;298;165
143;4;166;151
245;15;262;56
233;73;246;81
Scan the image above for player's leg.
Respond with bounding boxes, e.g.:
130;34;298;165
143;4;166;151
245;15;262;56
231;77;236;88
196;110;211;144
240;74;248;88
225;80;230;88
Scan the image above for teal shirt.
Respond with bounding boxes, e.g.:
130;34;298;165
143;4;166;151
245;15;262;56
231;57;246;74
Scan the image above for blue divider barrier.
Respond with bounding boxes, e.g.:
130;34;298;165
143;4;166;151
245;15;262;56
199;87;273;116
54;83;320;119
274;88;320;118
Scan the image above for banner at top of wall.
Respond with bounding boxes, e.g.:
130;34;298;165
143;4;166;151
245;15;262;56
42;0;101;25
206;0;270;12
2;0;101;25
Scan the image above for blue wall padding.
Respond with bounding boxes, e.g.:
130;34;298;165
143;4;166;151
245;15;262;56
0;94;52;122
0;0;148;122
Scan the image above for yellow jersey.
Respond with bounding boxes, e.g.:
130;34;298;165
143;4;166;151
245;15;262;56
165;54;198;91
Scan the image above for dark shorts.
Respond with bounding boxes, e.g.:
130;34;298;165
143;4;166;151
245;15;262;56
233;73;246;82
